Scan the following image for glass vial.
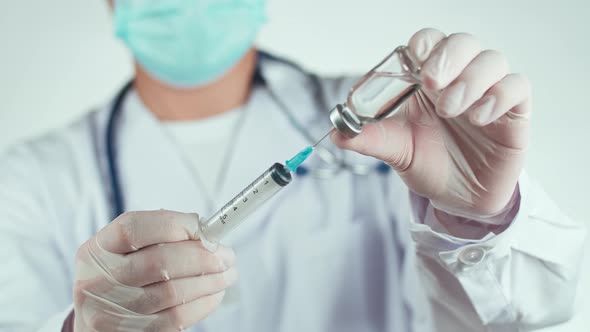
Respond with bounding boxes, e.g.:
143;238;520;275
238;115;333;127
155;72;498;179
329;46;422;138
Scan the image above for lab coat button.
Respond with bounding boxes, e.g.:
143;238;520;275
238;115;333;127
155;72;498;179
458;246;486;266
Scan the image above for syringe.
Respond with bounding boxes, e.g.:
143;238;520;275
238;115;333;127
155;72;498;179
197;46;421;251
197;147;313;251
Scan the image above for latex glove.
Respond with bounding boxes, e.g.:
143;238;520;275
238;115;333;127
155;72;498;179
333;28;531;221
73;210;237;331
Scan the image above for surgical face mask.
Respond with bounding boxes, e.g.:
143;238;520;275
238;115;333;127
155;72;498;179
114;0;266;88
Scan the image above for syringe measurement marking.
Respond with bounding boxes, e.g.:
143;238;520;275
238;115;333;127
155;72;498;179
218;169;271;225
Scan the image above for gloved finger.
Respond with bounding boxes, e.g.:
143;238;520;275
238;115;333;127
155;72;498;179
75;239;237;322
436;50;509;118
113;241;235;287
420;33;481;91
130;268;239;315
82;290;227;332
407;28;446;65
97;210;200;254
466;73;532;127
156;290;227;332
78;294;160;332
331;113;414;172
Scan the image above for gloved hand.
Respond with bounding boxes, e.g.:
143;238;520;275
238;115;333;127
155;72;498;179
333;28;531;221
72;210;237;331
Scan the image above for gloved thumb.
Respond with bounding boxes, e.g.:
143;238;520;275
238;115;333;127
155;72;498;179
331;115;414;172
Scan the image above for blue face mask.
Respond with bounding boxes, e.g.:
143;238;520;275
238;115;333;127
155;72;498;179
114;0;266;88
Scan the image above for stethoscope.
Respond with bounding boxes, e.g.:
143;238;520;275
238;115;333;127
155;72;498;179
106;51;391;218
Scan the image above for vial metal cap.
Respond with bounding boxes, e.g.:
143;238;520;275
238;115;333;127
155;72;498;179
329;104;362;138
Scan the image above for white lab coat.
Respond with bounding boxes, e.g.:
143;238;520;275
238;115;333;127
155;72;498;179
0;56;585;332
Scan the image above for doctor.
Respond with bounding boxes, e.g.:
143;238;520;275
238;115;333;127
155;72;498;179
0;1;585;331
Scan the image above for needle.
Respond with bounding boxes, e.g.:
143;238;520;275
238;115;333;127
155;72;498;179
312;128;334;147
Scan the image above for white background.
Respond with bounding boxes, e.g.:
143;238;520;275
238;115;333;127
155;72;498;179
0;0;588;330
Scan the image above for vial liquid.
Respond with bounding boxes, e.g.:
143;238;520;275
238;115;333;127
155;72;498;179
329;46;422;138
348;72;420;121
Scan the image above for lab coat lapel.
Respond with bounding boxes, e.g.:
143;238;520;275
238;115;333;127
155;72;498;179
115;91;207;214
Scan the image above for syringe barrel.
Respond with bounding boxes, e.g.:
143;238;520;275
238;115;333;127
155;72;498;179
197;163;292;251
